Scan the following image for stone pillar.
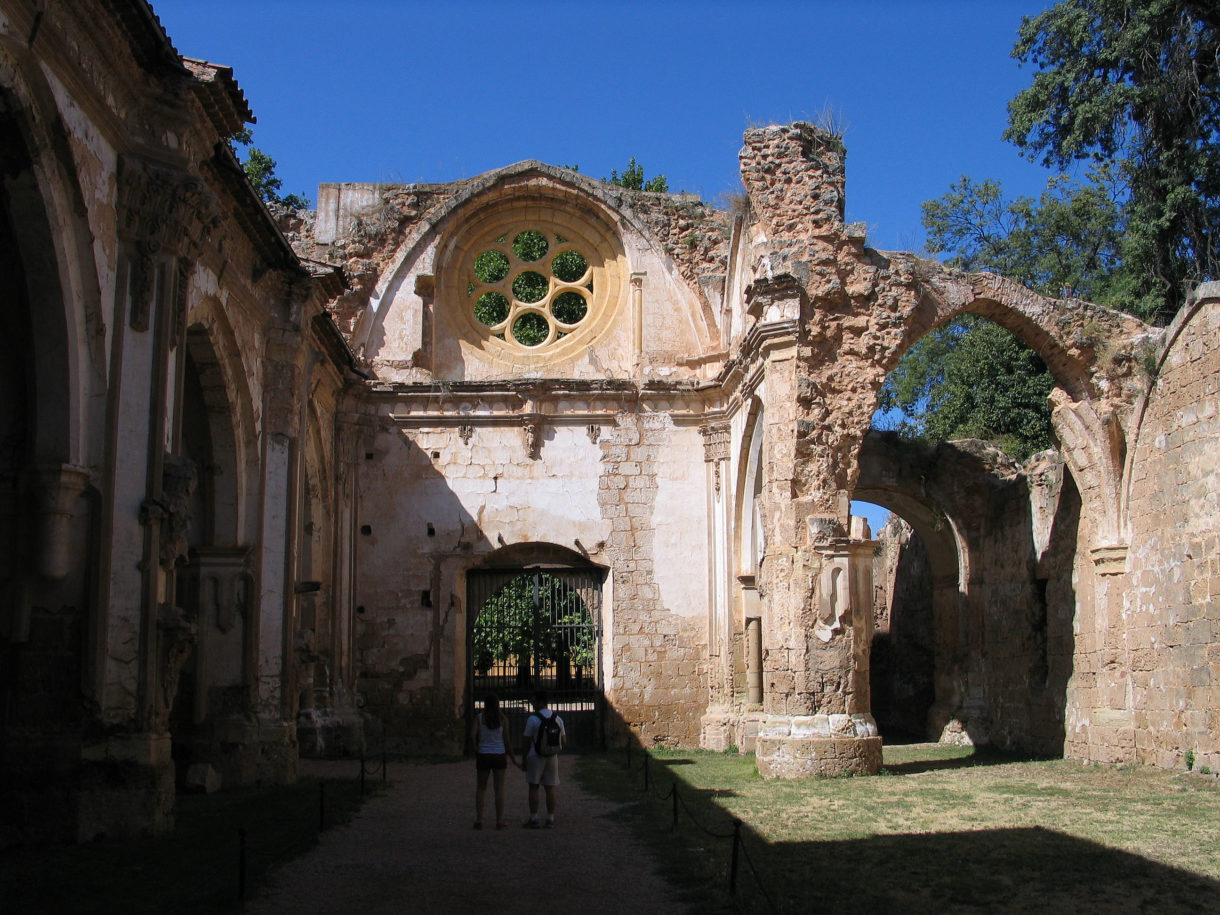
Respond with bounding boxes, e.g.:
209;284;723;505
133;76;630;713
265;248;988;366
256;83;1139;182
251;314;308;782
745;616;763;703
754;519;881;778
28;464;91;580
1086;545;1135;763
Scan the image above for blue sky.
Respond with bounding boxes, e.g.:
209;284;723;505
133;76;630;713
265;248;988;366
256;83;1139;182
155;0;1056;533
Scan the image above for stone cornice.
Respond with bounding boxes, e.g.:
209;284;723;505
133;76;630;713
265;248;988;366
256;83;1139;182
375;377;726;429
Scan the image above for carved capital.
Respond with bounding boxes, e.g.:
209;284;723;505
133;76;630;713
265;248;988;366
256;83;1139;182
117;156;217;260
699;421;731;463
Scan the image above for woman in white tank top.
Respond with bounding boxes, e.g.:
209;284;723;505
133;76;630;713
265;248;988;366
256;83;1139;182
470;694;518;829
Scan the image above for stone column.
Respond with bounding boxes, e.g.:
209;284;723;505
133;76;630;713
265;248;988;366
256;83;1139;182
252;313;307;782
1086;545;1135;763
27;464;91;581
754;517;881;777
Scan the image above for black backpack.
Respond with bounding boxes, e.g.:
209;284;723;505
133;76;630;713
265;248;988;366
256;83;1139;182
534;712;562;756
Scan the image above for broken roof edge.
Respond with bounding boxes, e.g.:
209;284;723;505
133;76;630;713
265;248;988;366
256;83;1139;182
314;159;708;208
182;57;255;137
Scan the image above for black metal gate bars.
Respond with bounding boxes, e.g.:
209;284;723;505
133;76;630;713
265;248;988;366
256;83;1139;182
467;566;604;751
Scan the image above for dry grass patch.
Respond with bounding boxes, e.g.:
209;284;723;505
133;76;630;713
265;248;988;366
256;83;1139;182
576;743;1220;913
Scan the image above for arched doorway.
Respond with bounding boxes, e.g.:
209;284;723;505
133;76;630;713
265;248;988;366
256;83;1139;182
466;546;605;752
170;324;252;786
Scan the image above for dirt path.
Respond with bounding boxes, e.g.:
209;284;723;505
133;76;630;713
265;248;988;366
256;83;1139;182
244;759;690;914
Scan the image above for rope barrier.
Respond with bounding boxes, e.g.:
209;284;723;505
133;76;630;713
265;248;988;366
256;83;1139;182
625;748;778;912
737;834;781;912
359;748;389;795
237;827;247;902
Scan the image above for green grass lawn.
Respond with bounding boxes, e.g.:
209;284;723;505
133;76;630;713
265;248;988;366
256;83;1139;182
575;743;1220;914
2;776;372;914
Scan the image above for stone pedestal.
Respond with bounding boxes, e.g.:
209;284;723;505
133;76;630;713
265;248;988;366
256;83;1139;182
755;713;881;778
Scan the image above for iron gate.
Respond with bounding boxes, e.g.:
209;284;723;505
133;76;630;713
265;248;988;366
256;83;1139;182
467;566;604;752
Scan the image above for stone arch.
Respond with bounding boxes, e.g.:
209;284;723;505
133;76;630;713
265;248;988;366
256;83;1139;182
0;46;104;469
182;324;243;547
181;301;260;546
859;267;1147;554
854;430;969;740
901;270;1144;401
0;44;103;840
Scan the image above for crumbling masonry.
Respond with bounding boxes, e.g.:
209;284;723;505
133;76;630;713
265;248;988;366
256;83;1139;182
2;0;1218;844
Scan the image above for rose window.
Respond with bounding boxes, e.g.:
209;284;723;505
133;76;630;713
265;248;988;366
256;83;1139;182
467;229;595;348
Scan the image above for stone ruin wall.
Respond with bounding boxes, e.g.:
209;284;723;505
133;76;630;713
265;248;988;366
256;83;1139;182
1116;289;1220;770
341;390;712;753
289;122;1220;772
598;412;710;747
867;440;1083;756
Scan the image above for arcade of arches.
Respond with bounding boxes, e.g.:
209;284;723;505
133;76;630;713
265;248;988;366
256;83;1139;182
2;0;1218;845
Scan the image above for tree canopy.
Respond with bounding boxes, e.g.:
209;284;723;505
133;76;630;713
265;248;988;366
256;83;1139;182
1005;0;1220;323
921;166;1126;304
472;573;595;682
882;0;1218;459
877;316;1056;460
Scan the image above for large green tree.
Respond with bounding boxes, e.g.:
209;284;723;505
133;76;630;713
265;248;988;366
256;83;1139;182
882;0;1218;458
472;573;595;686
1006;0;1219;323
921;165;1126;304
877;316;1056;460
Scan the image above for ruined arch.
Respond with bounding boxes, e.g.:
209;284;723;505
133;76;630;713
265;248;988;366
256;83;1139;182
854;431;968;740
852;267;1147;565
181;301;260;546
182;324;243;547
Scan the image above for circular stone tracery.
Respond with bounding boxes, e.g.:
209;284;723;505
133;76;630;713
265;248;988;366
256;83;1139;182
467;229;596;347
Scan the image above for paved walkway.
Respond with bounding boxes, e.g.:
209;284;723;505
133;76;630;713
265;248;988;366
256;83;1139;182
245;758;690;914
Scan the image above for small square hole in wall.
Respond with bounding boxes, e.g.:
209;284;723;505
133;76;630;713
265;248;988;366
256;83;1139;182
431;451;441;460
365;452;374;460
421;590;432;607
427;523;435;537
361;524;372;536
356;605;365;615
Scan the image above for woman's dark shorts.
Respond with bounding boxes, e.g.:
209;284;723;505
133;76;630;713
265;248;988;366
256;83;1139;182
476;753;507;772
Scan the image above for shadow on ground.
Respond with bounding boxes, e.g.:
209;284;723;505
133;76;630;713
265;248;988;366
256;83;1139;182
879;748;1042;776
755;827;1220;913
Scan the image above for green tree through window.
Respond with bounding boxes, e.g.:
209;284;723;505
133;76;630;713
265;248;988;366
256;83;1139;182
472;573;596;688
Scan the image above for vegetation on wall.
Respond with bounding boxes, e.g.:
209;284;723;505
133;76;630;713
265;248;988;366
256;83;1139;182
559;158;669;193
231;127;311;209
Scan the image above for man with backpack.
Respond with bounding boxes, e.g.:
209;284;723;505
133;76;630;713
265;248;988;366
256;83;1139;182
520;690;566;828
